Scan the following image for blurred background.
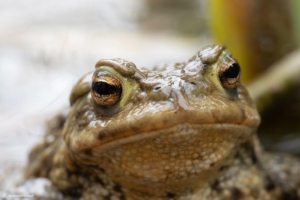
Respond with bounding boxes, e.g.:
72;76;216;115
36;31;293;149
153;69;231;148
1;0;300;190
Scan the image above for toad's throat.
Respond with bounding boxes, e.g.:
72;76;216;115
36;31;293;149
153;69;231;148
83;123;255;194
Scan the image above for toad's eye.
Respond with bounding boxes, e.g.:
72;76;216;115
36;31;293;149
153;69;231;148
219;57;241;90
223;63;240;79
92;73;122;107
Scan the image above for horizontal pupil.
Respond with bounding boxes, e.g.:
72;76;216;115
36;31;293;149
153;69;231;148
224;63;240;78
92;82;121;95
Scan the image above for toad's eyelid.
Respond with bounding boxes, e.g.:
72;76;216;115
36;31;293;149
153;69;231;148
94;70;113;77
222;53;235;63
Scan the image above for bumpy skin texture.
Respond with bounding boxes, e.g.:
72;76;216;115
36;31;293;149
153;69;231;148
26;45;300;200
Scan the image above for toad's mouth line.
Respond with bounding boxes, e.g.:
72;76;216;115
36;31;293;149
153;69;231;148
92;123;255;153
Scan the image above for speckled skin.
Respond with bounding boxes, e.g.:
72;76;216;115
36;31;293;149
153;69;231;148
26;45;300;200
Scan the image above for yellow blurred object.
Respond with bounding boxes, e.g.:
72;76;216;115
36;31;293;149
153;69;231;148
209;0;297;83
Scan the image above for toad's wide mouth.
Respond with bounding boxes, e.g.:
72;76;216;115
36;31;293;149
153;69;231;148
86;123;256;193
92;123;255;153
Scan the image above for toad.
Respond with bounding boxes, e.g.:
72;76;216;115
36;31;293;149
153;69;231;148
26;45;300;199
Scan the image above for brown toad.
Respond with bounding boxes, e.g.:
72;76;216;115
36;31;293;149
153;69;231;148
26;45;300;199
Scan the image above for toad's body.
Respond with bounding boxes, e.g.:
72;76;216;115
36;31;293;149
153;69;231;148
26;45;300;199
